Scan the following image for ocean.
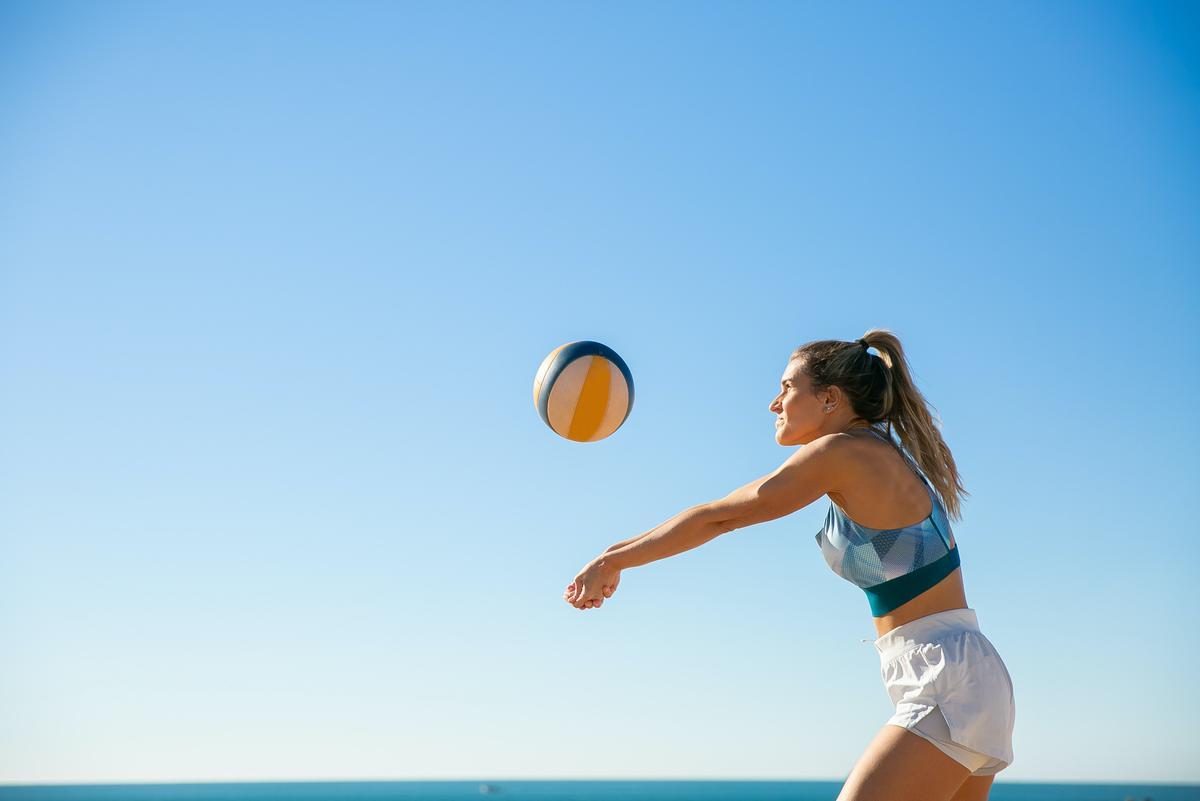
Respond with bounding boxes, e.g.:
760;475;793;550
0;782;1196;801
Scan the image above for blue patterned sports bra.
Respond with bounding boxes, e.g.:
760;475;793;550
815;427;960;616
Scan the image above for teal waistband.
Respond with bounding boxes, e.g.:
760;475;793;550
864;547;961;617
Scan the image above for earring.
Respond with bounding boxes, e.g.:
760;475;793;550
824;405;834;413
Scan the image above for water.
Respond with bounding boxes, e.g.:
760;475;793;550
0;782;1196;801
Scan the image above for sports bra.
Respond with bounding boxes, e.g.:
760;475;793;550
814;427;961;616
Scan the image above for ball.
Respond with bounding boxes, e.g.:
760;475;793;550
533;341;634;442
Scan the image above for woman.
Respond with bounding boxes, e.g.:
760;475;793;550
563;330;1016;801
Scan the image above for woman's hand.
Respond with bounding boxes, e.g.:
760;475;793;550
563;557;621;610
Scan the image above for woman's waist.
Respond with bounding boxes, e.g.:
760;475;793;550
871;567;968;638
872;605;982;659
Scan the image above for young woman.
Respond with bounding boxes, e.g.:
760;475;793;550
563;330;1016;801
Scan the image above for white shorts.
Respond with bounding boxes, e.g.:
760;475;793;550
873;608;1016;776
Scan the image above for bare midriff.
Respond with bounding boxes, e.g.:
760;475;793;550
871;568;968;638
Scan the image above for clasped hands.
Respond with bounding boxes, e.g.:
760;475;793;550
563;555;622;610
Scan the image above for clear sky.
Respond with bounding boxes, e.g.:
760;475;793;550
1;0;1197;787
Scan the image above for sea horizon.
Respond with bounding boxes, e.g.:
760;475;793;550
1;779;1197;801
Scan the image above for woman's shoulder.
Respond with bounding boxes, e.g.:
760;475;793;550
828;429;933;514
830;427;904;460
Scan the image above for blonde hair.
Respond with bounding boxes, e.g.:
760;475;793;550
790;329;969;521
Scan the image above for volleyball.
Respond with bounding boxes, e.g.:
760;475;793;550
533;341;634;442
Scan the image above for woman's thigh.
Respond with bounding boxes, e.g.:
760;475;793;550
951;775;995;801
836;724;973;801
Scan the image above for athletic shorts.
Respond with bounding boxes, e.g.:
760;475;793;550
873;608;1016;776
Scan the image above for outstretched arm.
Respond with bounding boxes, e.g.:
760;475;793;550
564;522;676;607
610;433;847;569
603;506;728;570
603;532;647;555
566;433;848;609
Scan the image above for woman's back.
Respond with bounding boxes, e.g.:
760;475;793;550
828;427;946;533
819;426;968;637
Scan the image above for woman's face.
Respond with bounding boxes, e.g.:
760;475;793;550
770;361;826;446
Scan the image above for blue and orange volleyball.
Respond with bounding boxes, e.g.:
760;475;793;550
533;341;635;442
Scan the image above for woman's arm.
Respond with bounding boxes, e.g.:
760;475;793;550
567;435;844;609
602;506;730;570
565;507;728;609
604;434;845;571
603;532;649;554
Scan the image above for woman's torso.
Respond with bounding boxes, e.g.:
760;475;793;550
829;427;968;638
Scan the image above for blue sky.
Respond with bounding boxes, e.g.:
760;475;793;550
1;0;1197;786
